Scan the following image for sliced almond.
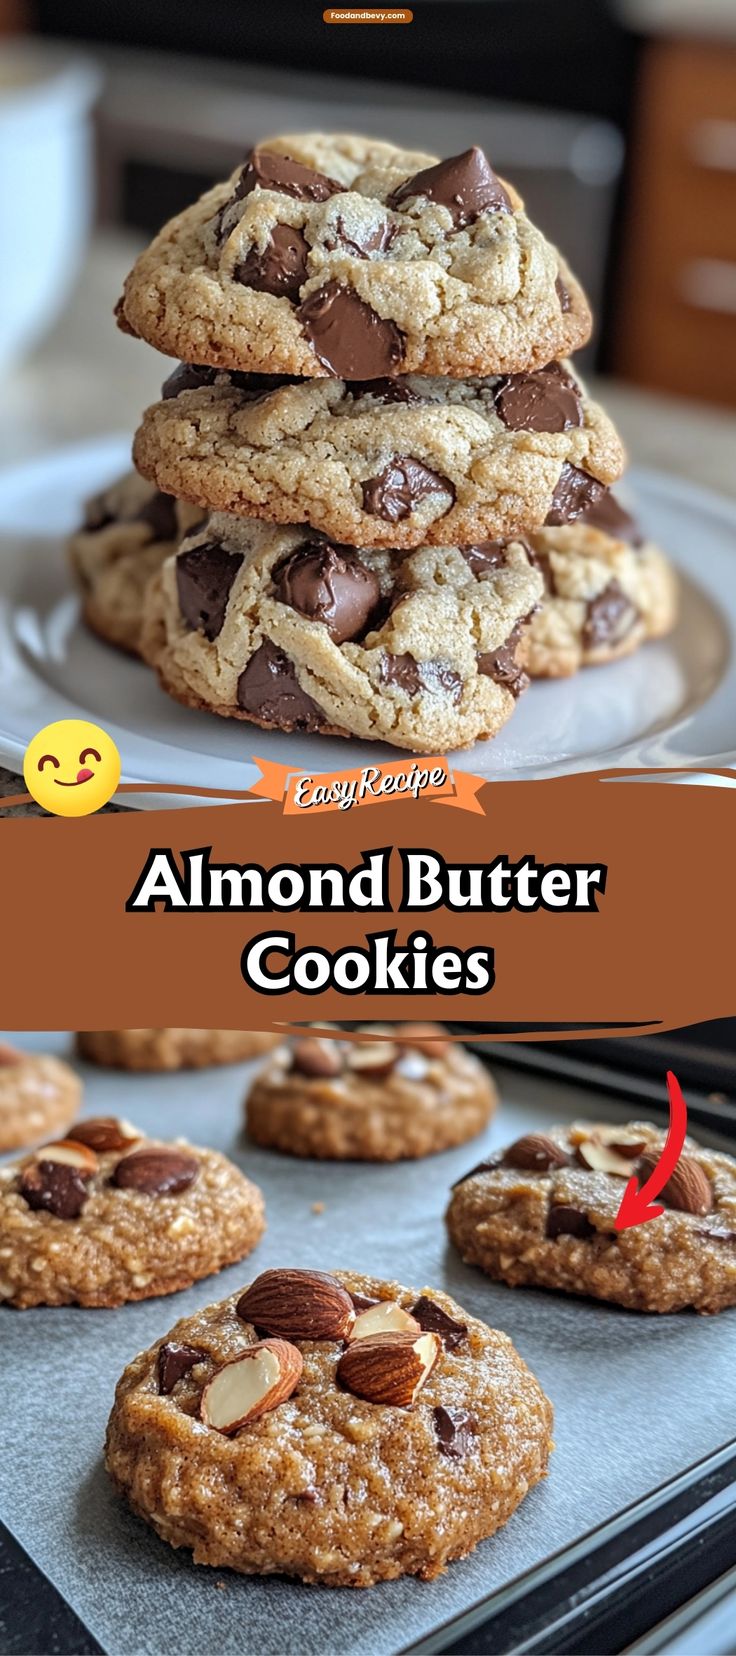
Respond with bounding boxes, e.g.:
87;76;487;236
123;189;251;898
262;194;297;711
31;1138;98;1174
337;1330;441;1406
503;1133;570;1171
69;1117;141;1154
397;1023;450;1059
576;1140;635;1177
346;1042;399;1078
348;1300;421;1342
236;1268;355;1341
201;1339;303;1434
639;1152;714;1216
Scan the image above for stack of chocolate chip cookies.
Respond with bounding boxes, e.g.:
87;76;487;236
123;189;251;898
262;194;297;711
71;133;677;752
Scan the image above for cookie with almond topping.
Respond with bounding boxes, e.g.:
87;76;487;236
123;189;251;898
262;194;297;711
105;1267;552;1586
75;1028;279;1071
446;1122;736;1314
245;1027;497;1159
0;1041;82;1153
0;1126;265;1308
132;363;623;551
117;130;591;381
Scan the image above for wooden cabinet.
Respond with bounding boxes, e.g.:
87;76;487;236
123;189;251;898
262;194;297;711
616;40;736;407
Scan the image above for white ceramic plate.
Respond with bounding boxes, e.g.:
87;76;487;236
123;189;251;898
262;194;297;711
0;435;734;803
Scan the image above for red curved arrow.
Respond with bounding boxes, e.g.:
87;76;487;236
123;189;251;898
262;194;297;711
614;1070;688;1231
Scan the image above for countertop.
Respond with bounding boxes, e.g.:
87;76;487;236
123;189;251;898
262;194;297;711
1;230;736;811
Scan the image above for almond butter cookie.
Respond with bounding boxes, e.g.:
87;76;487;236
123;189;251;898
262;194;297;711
68;470;204;656
117;131;591;380
446;1122;736;1314
246;1026;497;1159
76;1029;279;1071
526;494;678;677
140;511;543;753
105;1266;553;1586
0;1123;265;1308
132;363;623;551
0;1041;81;1153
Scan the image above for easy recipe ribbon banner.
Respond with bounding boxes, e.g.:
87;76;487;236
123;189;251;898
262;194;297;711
249;756;486;814
1;772;734;1032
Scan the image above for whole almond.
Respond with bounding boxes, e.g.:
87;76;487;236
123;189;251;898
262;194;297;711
346;1042;399;1078
236;1268;355;1341
201;1339;303;1433
397;1024;450;1059
639;1152;713;1216
70;1117;141;1154
337;1330;441;1406
291;1038;343;1079
504;1133;570;1171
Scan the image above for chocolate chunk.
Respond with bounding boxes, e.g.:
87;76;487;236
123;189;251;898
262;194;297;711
235;149;345;204
504;1133;571;1171
19;1160;90;1219
291;1036;344;1078
329;214;397;258
546;464;606;526
582;491;644;547
274;542;380;643
362;457;454;522
495;363;583;433
299;281;405;379
113;1148;199;1195
556;274;572;313
462;540;510;575
411;1296;467;1351
381;654;462;703
162;363;221;398
158;1342;205;1394
237;640;324;731
582;580;639;649
477;618;530;698
451;1155;503;1188
176;541;244;641
433;1405;478;1458
138;489;178;542
234;224;310;302
350;378;420;405
388;146;511;226
546;1204;595;1240
161;362;283;399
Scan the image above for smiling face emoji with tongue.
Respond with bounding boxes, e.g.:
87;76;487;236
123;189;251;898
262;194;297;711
23;720;121;817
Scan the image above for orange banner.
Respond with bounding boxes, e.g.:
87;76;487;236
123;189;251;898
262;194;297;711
323;8;413;22
249;756;486;815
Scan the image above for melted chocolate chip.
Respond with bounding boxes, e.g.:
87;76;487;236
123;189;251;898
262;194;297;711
556;274;572;313
138;490;178;541
299;281;405;380
349;378;421;405
495;363;583;434
161;362;288;399
381;653;462;703
113;1148;199;1195
237;640;324;731
235;149;345;204
462;540;511;575
388;146;511;226
19;1160;90;1220
411;1296;467;1351
582;492;643;547
234;224;310;302
329;214;397;258
582;580;639;649
158;1342;205;1394
433;1405;478;1459
546;1204;595;1240
274;542;380;643
176;541;244;641
162;363;221;398
546;464;606;526
477;618;530;697
362;457;454;522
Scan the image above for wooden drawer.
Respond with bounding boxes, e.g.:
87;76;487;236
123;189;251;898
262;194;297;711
615;40;736;407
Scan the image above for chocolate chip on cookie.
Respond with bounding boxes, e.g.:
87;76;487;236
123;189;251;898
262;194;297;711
299;281;405;379
273;542;380;643
176;541;244;640
234;224;310;301
546;464;606;526
477;617;531;697
546;1204;596;1239
361;457;455;523
381;653;462;703
411;1295;468;1350
237;640;325;730
388;146;511;226
433;1405;478;1458
582;580;639;649
158;1342;206;1394
19;1155;92;1220
494;363;583;434
234;148;345;204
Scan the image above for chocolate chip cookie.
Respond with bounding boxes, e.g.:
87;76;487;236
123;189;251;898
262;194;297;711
526;494;678;677
76;1029;279;1071
246;1026;497;1160
0;1123;265;1308
105;1266;553;1585
446;1122;736;1314
140;511;543;752
132;363;623;551
0;1041;82;1153
117;130;591;380
68;471;204;655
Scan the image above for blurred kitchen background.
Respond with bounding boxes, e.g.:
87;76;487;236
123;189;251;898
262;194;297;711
0;0;735;486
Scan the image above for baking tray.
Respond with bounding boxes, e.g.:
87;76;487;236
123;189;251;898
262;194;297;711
1;1033;735;1656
